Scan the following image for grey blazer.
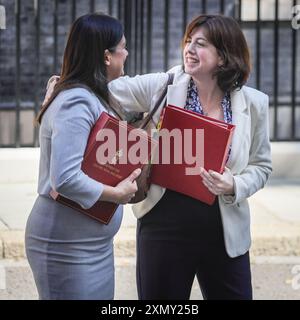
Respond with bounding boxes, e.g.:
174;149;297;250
109;65;272;258
38;88;108;209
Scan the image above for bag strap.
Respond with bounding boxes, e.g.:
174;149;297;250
139;73;174;130
96;94;124;120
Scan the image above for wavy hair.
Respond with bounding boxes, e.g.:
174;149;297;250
182;14;251;92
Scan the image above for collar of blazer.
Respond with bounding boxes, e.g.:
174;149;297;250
166;69;249;171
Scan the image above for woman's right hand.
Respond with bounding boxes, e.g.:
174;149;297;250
99;168;141;204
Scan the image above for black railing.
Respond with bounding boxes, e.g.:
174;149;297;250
237;0;300;141
0;0;299;147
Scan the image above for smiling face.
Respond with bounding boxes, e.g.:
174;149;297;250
183;27;223;79
105;35;128;81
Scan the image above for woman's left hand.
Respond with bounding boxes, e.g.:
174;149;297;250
200;167;234;196
42;75;60;106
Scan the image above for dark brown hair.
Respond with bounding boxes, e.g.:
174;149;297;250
182;14;251;92
36;13;123;124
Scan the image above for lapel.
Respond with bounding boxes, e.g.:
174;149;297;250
166;72;191;108
226;88;249;170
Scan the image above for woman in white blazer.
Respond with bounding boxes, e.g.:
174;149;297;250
108;14;272;300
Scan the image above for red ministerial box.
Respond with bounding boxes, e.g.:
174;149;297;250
150;105;235;205
50;112;157;224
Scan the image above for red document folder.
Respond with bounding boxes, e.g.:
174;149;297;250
50;190;118;225
50;112;155;224
150;105;235;205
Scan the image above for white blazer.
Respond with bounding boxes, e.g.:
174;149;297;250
109;65;272;257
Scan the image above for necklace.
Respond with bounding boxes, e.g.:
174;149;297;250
201;105;217;117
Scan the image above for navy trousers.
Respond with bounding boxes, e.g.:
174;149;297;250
136;189;252;300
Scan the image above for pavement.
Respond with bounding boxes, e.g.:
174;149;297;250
0;178;300;259
1;256;300;299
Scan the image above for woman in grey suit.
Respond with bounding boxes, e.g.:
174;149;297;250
25;13;140;300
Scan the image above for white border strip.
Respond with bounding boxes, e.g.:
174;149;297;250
252;256;300;264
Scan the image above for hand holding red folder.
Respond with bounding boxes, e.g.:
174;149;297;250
111;167;141;204
200;166;235;196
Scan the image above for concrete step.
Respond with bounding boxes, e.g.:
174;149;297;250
1;227;300;260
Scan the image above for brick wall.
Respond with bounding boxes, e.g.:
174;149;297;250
0;0;299;144
0;0;237;103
